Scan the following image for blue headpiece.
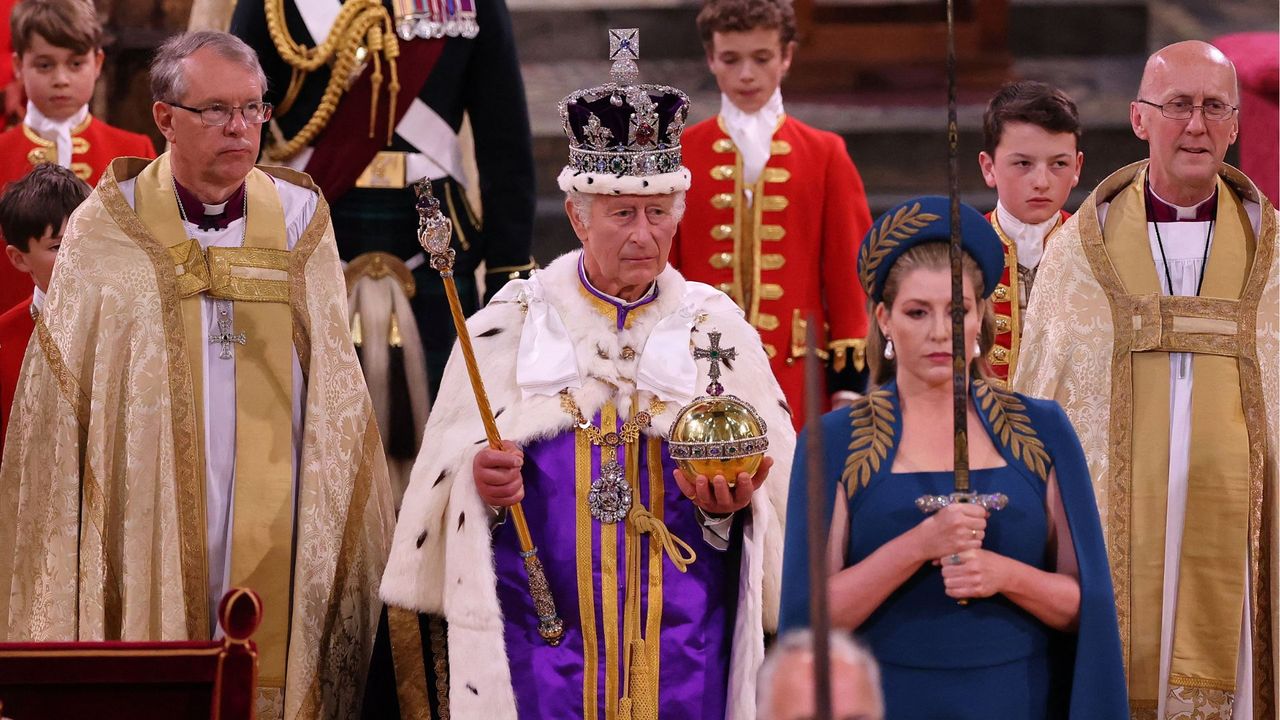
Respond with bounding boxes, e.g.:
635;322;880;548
857;196;1004;303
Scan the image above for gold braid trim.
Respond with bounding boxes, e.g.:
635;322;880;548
263;0;400;161
841;389;895;499
974;380;1051;481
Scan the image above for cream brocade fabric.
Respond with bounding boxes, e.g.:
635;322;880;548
0;158;396;720
1014;161;1280;719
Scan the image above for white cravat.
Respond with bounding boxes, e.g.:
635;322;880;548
719;89;784;190
24;101;89;168
994;201;1059;270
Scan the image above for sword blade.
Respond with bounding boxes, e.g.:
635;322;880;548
804;315;833;720
946;0;970;494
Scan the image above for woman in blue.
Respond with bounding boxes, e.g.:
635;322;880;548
779;196;1127;719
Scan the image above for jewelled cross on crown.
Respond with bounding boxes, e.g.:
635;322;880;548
693;331;736;397
609;28;639;85
210;301;246;360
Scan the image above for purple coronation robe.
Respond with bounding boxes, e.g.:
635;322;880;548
492;406;738;719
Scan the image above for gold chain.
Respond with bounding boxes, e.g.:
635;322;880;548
560;392;665;456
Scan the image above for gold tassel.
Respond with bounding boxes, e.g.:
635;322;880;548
368;33;383;140
388;309;403;348
351;311;364;347
384;18;401;145
623;639;658;720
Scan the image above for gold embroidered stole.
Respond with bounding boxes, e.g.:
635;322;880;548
1102;171;1253;706
133;156;295;688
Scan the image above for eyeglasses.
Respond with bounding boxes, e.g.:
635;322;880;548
1136;98;1237;122
168;100;273;127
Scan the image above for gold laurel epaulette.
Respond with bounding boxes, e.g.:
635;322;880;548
974;379;1050;482
841;389;895;499
857;202;940;294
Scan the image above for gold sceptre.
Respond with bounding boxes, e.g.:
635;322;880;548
414;180;565;646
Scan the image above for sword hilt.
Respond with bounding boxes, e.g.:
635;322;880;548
916;491;1008;607
915;491;1008;514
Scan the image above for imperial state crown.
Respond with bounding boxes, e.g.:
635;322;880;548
557;28;692;196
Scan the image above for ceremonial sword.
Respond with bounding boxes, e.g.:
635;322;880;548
805;318;833;720
414;181;565;645
913;0;1009;600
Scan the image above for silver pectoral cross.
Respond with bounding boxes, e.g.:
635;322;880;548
210;301;246;360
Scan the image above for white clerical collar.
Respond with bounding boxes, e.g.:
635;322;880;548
25;101;89;169
32;285;46;312
719;89;784;187
995;200;1060;270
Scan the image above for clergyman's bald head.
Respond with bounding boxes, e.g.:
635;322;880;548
1138;40;1239;105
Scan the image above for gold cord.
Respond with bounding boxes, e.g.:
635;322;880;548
629;507;695;572
263;0;401;160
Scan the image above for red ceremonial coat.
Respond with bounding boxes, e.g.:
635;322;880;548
0;295;34;455
0;115;156;310
985;209;1069;385
672;115;871;429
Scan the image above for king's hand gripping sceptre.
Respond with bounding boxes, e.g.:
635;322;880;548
414;181;565;646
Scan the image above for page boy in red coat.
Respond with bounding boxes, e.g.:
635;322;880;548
672;0;873;429
0;0;156;310
0;163;89;453
977;80;1083;385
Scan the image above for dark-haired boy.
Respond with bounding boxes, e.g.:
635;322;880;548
977;80;1083;384
0;163;89;450
0;0;156;311
673;0;872;429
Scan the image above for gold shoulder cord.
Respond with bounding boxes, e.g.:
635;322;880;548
263;0;401;161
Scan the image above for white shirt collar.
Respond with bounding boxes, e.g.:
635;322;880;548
994;200;1060;270
719;88;784;131
24;101;89;168
32;285;46;312
718;89;784;187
